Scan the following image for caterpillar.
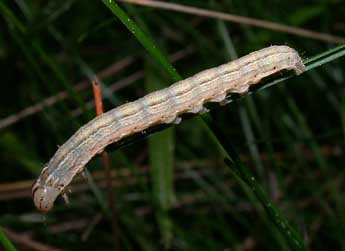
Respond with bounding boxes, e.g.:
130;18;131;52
32;45;305;212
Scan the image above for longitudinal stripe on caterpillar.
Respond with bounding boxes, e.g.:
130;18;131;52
32;45;305;211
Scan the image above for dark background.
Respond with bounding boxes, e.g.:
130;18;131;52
0;0;344;250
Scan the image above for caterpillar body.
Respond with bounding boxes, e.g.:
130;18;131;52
32;45;305;212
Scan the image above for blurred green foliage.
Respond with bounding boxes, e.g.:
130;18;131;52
0;0;344;250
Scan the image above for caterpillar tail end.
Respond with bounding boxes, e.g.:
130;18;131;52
290;48;305;75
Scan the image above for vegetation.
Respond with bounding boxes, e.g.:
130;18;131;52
0;0;344;250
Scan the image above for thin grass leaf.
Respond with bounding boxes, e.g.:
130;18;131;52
0;2;25;33
2;1;344;250
99;2;345;161
0;3;87;126
47;26;120;106
30;41;91;120
224;158;308;251
84;169;111;219
304;44;345;70
102;2;178;244
0;227;16;251
256;45;345;92
281;86;329;171
280;85;345;224
119;210;157;251
102;0;181;82
216;20;265;178
341;96;345;142
145;63;175;246
102;0;233;165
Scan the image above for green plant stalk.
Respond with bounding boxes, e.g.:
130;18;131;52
257;44;345;92
304;44;345;69
119;210;157;251
0;2;25;33
341;96;345;141
216;20;291;249
101;3;240;248
0;4;47;86
0;2;88;124
0;227;17;251
102;0;181;82
102;0;231;162
67;3;345;248
203;105;308;250
145;64;175;246
217;20;265;178
84;169;112;219
224;158;308;251
101;6;235;243
0;3;82;171
281;85;345;227
102;0;345;162
282;88;328;171
5;4;130;239
30;40;91;120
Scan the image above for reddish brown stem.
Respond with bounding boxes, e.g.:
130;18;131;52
92;79;120;250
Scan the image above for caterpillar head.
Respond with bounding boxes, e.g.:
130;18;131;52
32;182;60;212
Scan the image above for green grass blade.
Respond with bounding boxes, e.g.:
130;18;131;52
341;96;345;141
100;1;345;164
102;0;181;82
84;169;111;219
224;158;308;251
0;3;90;121
0;2;26;33
257;44;345;92
304;44;345;69
30;41;91;120
145;64;175;246
0;227;17;251
217;20;265;178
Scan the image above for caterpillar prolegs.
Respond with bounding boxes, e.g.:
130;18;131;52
32;45;305;211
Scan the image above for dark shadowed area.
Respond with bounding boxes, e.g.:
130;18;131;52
0;0;344;250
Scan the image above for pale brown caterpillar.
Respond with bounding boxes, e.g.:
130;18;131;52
32;45;305;212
